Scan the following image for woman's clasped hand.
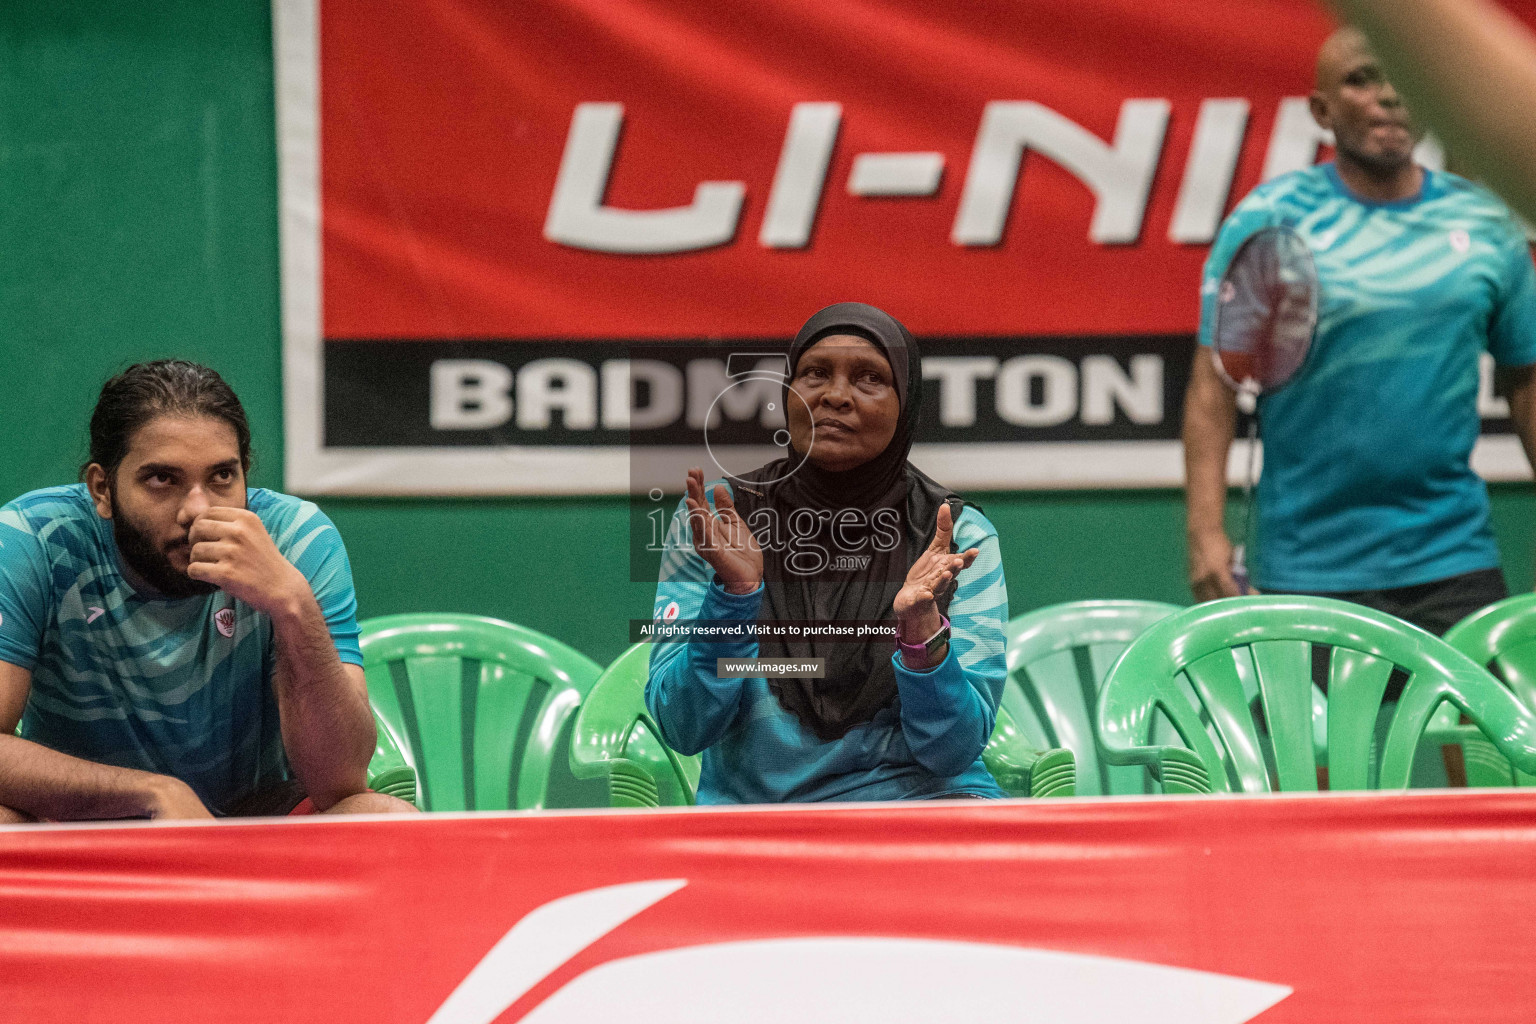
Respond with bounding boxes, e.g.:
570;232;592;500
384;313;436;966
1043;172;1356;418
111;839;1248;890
892;501;979;668
682;467;762;596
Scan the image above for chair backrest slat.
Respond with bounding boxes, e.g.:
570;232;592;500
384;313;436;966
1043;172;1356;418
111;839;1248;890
1323;649;1393;790
403;655;467;811
1184;651;1268;792
1012;656;1074;749
1250;640;1317;792
472;666;542;811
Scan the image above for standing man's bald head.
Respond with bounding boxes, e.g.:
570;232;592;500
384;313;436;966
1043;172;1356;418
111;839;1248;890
1315;27;1373;92
1310;25;1424;193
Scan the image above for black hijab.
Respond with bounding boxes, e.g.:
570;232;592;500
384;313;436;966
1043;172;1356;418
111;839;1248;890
731;303;962;741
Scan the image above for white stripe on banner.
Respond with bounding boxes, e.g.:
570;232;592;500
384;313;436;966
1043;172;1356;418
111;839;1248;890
273;0;326;498
274;437;1532;497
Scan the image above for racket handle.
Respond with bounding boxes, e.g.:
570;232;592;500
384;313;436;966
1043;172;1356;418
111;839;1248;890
1230;545;1253;596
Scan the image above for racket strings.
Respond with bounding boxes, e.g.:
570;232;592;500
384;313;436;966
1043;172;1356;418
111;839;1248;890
1211;226;1320;595
1213;226;1319;393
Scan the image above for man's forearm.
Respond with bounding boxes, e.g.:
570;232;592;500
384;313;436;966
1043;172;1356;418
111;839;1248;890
1505;368;1536;471
1505;368;1536;590
1185;437;1232;538
269;590;375;810
1182;351;1245;600
0;734;191;820
1183;358;1238;539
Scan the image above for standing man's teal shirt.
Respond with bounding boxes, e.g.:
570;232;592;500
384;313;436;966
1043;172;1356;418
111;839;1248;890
0;485;362;814
1199;164;1536;592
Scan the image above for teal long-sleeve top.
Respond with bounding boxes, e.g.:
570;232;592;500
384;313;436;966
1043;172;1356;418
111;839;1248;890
645;483;1009;803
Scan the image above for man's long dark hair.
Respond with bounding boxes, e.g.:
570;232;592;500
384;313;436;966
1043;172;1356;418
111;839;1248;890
82;360;252;479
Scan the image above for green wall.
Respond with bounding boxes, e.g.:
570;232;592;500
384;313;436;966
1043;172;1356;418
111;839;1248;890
2;2;1532;666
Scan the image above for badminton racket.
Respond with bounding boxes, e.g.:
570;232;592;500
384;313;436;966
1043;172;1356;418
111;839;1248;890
1209;225;1319;593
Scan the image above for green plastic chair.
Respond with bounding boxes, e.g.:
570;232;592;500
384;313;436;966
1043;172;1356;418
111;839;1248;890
573;643;1076;802
1096;595;1536;794
360;614;603;811
1434;594;1536;786
569;643;700;807
1002;600;1182;795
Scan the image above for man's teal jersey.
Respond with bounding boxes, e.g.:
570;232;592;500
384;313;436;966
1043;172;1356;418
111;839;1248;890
1198;164;1536;592
0;485;363;814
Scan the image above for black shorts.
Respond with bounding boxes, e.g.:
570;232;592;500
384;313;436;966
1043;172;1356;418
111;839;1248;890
1283;567;1508;638
223;779;312;817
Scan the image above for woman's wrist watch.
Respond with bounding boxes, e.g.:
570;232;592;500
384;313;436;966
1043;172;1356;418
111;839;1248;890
898;614;951;663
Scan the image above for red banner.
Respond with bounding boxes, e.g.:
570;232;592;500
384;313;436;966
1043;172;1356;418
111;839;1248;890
5;792;1536;1022
274;0;1536;493
318;0;1336;339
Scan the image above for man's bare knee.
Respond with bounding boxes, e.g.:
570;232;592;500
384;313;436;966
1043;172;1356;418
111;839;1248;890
321;792;418;815
0;804;37;824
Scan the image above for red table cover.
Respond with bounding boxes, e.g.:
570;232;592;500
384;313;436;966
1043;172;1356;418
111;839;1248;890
4;790;1534;1022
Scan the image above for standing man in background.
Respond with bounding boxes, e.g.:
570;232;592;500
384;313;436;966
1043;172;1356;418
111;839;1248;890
0;360;414;820
1183;27;1536;634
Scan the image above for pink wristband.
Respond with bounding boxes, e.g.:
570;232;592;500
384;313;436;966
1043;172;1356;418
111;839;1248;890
898;614;951;662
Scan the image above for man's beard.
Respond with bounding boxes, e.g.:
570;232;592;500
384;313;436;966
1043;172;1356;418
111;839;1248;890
109;492;218;599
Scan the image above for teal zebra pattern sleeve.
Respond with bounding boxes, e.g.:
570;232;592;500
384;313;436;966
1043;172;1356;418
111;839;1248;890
251;492;364;666
0;505;53;671
944;506;1009;685
885;505;1009;775
1488;219;1536;367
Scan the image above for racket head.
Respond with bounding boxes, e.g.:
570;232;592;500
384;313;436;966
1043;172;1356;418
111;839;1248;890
1210;225;1319;396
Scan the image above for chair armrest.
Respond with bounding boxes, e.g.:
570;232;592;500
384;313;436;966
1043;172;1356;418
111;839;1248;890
1386;671;1536;787
1099;742;1213;794
633;712;697;805
569;711;697;807
367;765;419;807
600;757;664;808
983;743;1077;798
1419;702;1476;746
1026;748;1077;798
1417;707;1517;786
